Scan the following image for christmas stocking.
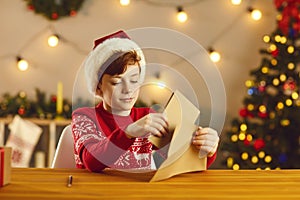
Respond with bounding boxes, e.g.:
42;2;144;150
5;115;42;167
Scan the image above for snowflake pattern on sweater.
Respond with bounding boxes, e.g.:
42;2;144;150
72;105;154;171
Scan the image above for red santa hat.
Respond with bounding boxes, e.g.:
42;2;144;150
84;30;146;97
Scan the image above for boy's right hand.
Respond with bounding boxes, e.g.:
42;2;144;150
125;113;169;138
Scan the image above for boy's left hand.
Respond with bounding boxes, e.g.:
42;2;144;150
192;127;219;158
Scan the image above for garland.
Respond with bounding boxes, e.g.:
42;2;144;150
24;0;85;20
0;89;90;119
0;89;148;119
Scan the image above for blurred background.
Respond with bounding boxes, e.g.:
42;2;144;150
3;0;298;169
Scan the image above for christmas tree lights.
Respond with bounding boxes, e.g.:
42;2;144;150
221;0;300;169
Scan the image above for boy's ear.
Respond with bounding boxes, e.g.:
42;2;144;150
96;84;103;97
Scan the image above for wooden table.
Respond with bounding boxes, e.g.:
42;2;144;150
0;168;299;199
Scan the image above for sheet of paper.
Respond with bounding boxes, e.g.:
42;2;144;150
149;90;206;182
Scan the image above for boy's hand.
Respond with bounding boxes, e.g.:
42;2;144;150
125;113;169;138
192;127;219;158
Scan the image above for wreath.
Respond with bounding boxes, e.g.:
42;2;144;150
24;0;85;20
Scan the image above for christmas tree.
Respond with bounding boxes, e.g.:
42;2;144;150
221;0;300;170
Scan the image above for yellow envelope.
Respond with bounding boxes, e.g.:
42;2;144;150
149;90;206;182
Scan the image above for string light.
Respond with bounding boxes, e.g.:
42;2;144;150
276;102;284;110
231;134;238;142
1;1;267;71
273;78;280;86
209;48;221;63
269;44;277;52
295;100;300;106
248;7;262;21
271;59;278;66
269;111;276;119
240;123;247;131
264;155;272;163
261;66;269;74
176;6;188;23
280;36;287;44
291;92;298;99
280;119;290;126
227;157;234;168
263;35;270;43
279;74;287;82
287;45;295;54
231;0;242;5
48;34;59;47
274;35;282;42
238;132;246;140
120;0;130;6
232;163;240;170
246;134;253;141
245;80;254;87
285;99;293;106
0;23;90;72
232;126;238;132
251;155;259;164
258;151;265;158
287;62;295;70
241;152;248;160
17;56;29;71
265;167;271;170
259;105;267;113
247;103;254;111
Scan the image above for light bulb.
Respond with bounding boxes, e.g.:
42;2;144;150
231;134;238;142
261;66;269;74
231;0;242;5
277;102;284;110
247;104;254;111
240;123;247;131
232;164;240;170
259;105;266;113
209;49;221;63
249;8;262;21
263;35;270;43
48;34;59;47
291;92;298;99
176;6;188;23
227;157;233;168
285;99;293;106
17;56;29;71
120;0;130;6
245;80;254;87
238;132;246;140
273;78;280;86
241;152;248;160
287;45;295;54
251;156;259;164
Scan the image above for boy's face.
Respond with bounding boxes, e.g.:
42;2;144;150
96;63;141;116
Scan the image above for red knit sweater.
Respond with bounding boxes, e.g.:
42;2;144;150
72;103;216;172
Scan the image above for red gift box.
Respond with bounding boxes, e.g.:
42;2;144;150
0;147;12;187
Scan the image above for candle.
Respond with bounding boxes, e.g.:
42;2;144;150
34;151;45;168
56;81;63;114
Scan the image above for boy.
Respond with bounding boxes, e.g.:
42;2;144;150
72;30;219;172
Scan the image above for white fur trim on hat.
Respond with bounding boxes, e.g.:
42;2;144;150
84;37;146;98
